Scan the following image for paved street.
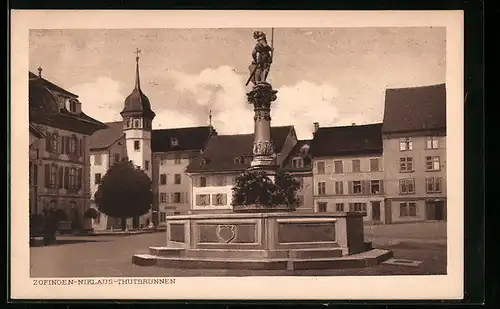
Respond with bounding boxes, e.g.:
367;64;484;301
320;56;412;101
30;222;447;277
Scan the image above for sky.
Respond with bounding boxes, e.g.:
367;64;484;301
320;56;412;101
29;27;445;140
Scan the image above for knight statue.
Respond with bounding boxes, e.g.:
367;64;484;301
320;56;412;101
247;31;273;85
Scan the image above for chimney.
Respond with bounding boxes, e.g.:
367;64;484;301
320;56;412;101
313;122;319;135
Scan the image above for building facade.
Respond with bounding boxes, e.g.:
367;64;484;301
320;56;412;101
310;123;386;223
185;126;310;213
28;70;107;233
382;84;447;223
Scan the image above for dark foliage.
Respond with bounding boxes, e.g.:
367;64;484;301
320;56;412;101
94;159;152;223
231;169;301;209
84;207;100;219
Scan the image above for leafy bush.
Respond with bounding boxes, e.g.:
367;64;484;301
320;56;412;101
94;159;152;230
231;169;302;209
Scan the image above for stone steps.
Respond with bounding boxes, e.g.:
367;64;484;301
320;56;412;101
132;249;393;270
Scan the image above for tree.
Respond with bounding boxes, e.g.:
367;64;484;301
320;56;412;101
94;159;152;230
231;169;301;210
84;207;100;219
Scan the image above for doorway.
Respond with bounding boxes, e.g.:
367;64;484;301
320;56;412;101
426;201;446;221
132;216;139;229
434;201;445;220
371;201;381;221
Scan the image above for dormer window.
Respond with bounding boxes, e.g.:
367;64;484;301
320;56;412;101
291;157;304;168
234;156;244;164
170;137;179;147
200;157;210;167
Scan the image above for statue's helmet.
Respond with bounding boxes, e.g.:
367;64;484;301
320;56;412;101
253;31;266;40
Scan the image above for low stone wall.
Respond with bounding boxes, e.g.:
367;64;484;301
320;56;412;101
165;212;365;256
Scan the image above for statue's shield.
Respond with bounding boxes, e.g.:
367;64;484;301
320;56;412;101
216;225;236;243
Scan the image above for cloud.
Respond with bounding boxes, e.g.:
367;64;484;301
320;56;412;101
69;76;125;122
159;66;367;140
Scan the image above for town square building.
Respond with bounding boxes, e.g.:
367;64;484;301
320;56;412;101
310;122;386;223
381;83;447;223
28;69;107;232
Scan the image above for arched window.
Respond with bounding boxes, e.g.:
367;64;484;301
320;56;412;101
69;135;77;156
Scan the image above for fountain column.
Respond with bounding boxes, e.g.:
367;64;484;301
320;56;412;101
246;82;279;179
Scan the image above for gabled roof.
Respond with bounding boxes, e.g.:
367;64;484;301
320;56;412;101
282;140;313;171
151;126;215;153
88;121;124;151
310;123;383;158
185;126;294;173
382;83;446;134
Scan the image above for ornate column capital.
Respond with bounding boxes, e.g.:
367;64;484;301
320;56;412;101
246;82;278;109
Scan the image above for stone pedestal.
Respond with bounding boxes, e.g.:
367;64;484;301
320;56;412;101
132;212;393;269
247;82;278;176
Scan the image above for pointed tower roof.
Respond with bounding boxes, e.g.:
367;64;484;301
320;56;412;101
120;49;155;119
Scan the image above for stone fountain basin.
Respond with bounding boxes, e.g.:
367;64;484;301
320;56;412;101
132;211;392;270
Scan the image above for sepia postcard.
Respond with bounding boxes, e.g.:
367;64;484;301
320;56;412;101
10;10;464;300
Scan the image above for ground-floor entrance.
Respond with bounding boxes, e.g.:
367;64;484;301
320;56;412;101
425;200;447;221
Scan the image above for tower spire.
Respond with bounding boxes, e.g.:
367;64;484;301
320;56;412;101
134;48;141;89
209;109;212;127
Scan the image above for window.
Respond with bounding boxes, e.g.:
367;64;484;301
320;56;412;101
399;178;416;194
317;161;325;174
134;140;140;151
371;180;381;194
426;137;439;149
160;174;167;185
171;138;179;146
135;119;142;128
400;202;417;217
334;181;343;195
334;160;343;174
291;158;304;168
352;181;362;194
160;212;166;222
213;193;227;205
199;176;207;187
335;203;344;212
50;165;57;188
145;160;150;171
196;194;210;206
114;153;120;164
352;159;361;172
173;192;181;203
69;168;77;189
399;137;413;151
400;157;414;172
426;156;441;171
69;100;77;112
317;202;327;213
349;203;367;212
174;212;181;215
173;174;181;185
160;193;167;203
51;133;59;153
69;136;77;156
317;182;326;195
426;177;443;193
370;158;380;172
94;173;102;185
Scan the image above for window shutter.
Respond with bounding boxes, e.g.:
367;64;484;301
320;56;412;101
64;167;69;189
80;139;84;156
380;180;384;194
65;137;70;154
58;167;64;189
184;192;189;203
223;194;227;205
61;136;65;154
44;164;50;188
78;168;83;189
75;138;79;157
347;181;352;194
195;194;200;206
45;133;51;151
